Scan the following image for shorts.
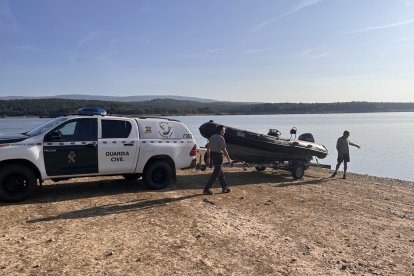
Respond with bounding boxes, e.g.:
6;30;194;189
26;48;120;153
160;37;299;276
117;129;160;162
337;154;350;163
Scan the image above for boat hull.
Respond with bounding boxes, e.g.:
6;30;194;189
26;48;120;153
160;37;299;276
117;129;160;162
199;121;328;163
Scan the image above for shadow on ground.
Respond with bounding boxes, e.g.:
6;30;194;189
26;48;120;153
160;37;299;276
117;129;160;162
6;168;331;206
27;194;201;223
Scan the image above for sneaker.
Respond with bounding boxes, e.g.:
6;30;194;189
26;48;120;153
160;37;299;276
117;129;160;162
203;189;214;195
342;175;347;179
222;188;231;193
330;172;337;178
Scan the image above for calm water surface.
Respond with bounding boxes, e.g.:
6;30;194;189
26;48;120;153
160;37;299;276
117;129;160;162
1;113;413;181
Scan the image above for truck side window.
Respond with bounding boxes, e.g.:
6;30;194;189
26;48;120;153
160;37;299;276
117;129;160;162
46;119;97;142
102;120;132;139
75;119;97;141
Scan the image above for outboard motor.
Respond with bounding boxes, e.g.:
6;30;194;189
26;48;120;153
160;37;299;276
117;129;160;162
290;127;297;139
298;133;315;143
267;129;281;137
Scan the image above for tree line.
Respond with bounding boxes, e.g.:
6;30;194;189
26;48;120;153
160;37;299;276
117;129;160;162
0;98;413;117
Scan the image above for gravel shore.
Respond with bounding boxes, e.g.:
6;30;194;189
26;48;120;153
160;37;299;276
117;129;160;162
1;167;413;275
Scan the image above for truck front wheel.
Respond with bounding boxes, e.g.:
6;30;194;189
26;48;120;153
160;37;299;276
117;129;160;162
143;161;172;189
0;164;37;203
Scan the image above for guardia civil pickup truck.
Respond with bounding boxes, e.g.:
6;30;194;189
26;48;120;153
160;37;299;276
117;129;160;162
0;108;197;202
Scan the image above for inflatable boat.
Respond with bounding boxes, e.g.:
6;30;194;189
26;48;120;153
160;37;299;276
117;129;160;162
199;121;328;163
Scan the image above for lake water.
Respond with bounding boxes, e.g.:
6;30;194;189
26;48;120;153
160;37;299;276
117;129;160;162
1;113;413;181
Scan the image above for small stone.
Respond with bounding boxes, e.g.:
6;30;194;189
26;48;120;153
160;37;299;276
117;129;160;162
239;197;245;200
105;251;114;256
46;238;55;243
397;234;401;238
291;258;297;263
33;264;40;268
340;265;347;270
0;266;6;269
195;234;202;239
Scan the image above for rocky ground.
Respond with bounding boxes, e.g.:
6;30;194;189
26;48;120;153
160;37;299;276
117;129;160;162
0;167;413;275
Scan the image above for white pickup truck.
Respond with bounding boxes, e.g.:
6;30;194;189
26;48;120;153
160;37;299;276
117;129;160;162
0;108;197;202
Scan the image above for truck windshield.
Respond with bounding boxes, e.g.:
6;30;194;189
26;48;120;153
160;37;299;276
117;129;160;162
24;117;70;137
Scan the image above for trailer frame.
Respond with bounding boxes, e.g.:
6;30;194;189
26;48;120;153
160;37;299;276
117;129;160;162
195;148;330;179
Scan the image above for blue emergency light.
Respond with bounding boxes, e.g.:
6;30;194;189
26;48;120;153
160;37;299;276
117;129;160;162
77;108;107;116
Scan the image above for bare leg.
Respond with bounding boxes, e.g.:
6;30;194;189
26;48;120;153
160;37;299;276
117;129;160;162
343;162;348;179
331;163;340;177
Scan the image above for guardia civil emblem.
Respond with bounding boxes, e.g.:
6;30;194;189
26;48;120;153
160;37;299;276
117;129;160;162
67;151;76;164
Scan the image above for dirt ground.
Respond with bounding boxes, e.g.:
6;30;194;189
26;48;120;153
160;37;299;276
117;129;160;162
0;166;413;275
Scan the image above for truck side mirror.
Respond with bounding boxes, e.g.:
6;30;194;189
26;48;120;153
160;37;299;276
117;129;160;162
46;131;62;141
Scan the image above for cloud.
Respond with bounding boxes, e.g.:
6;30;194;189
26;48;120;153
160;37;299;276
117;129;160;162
77;31;102;47
249;0;323;32
140;5;151;13
68;52;113;65
279;0;323;18
302;48;332;60
343;19;414;34
110;36;151;45
0;0;19;32
13;45;45;53
205;48;224;54
249;19;276;33
243;48;273;54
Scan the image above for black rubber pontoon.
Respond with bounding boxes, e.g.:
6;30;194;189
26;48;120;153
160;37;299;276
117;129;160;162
199;121;328;163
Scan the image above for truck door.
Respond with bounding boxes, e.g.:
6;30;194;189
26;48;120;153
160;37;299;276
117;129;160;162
43;118;98;176
98;119;139;174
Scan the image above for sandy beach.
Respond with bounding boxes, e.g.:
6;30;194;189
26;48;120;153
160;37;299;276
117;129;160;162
0;167;413;275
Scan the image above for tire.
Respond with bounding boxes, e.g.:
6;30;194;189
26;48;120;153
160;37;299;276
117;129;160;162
122;173;142;180
143;161;172;189
255;166;266;172
203;153;211;166
291;164;305;180
0;164;37;203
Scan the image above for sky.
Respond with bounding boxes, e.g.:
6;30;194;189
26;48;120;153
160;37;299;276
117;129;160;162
1;0;414;103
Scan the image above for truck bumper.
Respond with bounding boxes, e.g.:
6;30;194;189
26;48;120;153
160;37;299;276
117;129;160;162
182;159;197;170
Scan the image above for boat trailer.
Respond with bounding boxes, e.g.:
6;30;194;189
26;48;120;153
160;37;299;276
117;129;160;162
195;148;331;179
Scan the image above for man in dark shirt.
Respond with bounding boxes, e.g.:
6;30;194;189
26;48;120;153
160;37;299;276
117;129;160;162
203;125;232;195
331;130;360;179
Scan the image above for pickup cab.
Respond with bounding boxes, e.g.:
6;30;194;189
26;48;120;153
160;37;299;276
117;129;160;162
0;108;197;202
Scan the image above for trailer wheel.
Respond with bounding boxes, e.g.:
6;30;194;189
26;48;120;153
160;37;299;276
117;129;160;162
143;161;172;189
122;173;142;180
203;154;212;168
291;164;305;180
0;164;37;203
255;166;266;172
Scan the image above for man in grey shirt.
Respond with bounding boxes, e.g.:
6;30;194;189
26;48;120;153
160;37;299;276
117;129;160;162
203;125;232;195
331;130;360;179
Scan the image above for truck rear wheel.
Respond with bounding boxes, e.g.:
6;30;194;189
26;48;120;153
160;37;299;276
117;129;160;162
0;164;37;203
143;161;172;189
